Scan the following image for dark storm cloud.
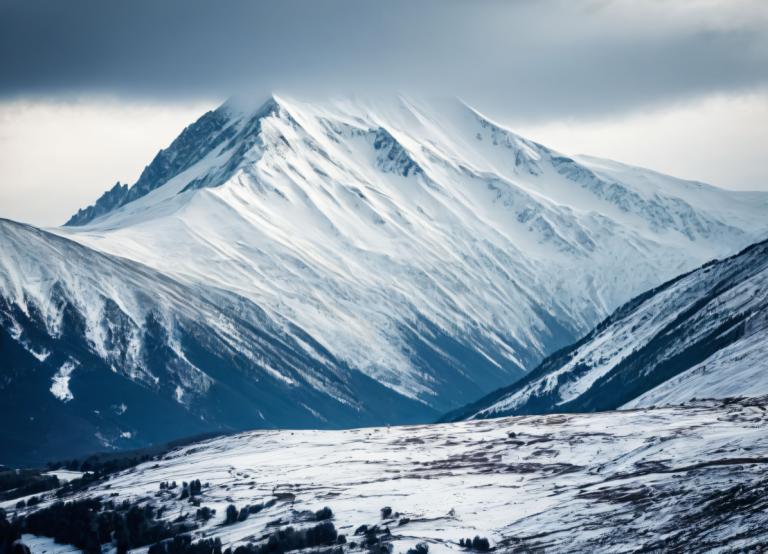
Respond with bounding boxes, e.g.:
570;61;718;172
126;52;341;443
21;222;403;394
1;0;767;120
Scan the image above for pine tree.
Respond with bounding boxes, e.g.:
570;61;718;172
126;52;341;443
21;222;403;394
225;505;238;525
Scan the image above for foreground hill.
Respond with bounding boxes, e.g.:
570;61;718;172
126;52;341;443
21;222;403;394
5;398;768;552
444;238;768;421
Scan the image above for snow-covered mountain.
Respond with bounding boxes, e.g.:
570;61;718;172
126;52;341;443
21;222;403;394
0;219;430;466
445;238;768;421
6;397;768;552
58;96;767;390
3;95;768;463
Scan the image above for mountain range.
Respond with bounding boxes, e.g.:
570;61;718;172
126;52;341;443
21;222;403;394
2;95;767;464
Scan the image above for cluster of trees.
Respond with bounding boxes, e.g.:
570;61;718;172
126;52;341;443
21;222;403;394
147;522;342;554
351;523;392;552
49;432;225;477
248;499;277;515
459;536;491;551
1;509;23;554
227;521;340;554
195;507;215;522
222;497;285;526
14;497;41;510
5;476;488;554
51;454;154;476
179;480;203;500
223;504;259;525
54;472;102;498
224;505;241;525
22;497;195;554
313;507;333;521
0;470;59;502
149;536;223;554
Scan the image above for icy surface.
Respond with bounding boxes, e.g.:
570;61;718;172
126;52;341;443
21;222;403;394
11;398;768;553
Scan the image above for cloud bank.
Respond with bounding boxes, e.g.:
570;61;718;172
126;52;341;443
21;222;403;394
1;0;767;120
1;0;766;227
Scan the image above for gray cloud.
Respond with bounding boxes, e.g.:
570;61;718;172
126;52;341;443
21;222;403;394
2;1;767;228
1;0;767;120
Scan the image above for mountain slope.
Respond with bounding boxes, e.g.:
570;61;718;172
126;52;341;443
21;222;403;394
444;238;768;421
57;95;768;407
0;219;433;466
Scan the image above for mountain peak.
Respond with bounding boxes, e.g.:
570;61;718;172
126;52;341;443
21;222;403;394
52;95;768;403
64;96;282;227
65;181;128;226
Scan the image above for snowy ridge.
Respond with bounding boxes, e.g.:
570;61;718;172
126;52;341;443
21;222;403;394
7;398;768;553
0;219;432;465
446;237;768;421
57;95;768;405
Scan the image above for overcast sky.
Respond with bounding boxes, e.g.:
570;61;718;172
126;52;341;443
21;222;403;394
1;0;767;227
